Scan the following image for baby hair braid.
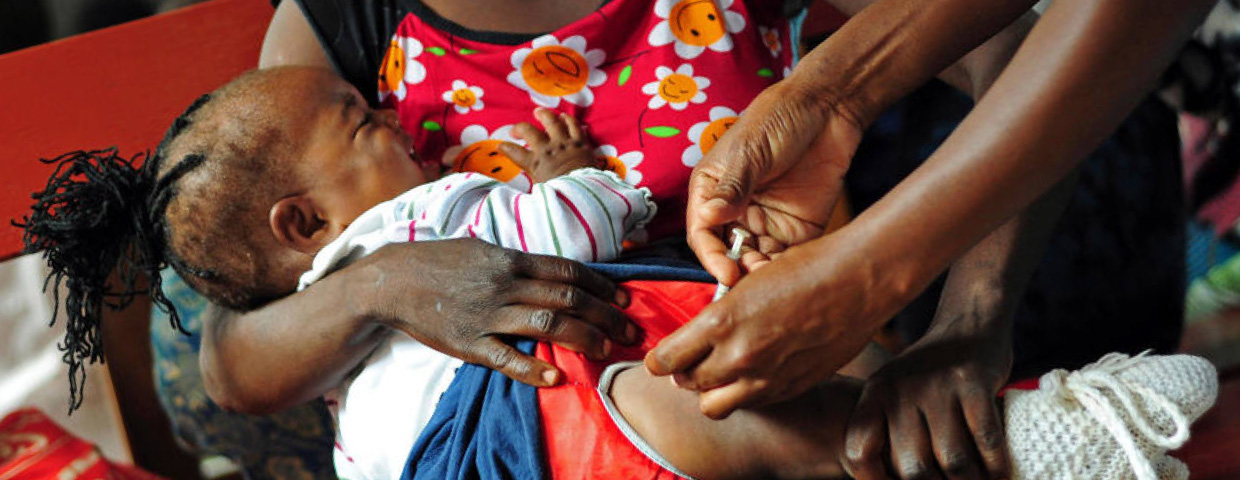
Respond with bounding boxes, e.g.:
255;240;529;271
14;93;213;413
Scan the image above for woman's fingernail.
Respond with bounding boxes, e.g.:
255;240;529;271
625;323;638;342
542;369;560;386
602;340;613;358
614;288;630;306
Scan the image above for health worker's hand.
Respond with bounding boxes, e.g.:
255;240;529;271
685;79;863;287
645;231;916;419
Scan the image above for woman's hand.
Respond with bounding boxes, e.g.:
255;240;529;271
358;238;637;386
686;78;863;286
203;238;636;413
646;230;919;419
843;323;1013;480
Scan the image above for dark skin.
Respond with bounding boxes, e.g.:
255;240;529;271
648;1;1215;480
612;366;864;479
208;0;1114;478
197;74;881;479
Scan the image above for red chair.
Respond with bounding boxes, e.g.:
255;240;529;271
0;1;271;476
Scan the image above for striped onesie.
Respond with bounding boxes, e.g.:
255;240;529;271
296;167;655;480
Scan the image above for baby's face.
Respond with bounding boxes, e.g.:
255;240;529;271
283;69;438;223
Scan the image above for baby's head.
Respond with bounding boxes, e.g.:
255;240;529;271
20;66;433;410
153;66;434;307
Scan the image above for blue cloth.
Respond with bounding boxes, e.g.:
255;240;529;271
1187;220;1240;282
587;260;715;283
400;341;546;480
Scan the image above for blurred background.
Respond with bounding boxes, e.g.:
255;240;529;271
0;0;206;54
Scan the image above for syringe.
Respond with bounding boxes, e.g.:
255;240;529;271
712;228;751;301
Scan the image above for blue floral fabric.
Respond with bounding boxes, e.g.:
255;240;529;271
150;270;336;480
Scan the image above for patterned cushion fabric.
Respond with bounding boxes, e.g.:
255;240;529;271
150;270;336;479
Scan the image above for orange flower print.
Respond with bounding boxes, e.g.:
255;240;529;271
682;106;739;167
640;64;710;110
441;80;485;114
442;125;532;191
759;25;781;57
647;0;746;60
507;34;607;108
595;144;645;185
377;36;427;102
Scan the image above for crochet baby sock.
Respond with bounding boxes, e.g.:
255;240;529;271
1004;352;1218;480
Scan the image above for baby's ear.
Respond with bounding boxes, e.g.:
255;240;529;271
269;195;328;254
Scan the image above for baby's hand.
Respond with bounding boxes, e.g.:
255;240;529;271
501;108;601;183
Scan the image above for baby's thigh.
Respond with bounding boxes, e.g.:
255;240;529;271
609;365;861;480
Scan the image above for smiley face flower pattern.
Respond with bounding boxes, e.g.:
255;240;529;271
758;25;780;57
682;106;739;167
442;124;532;191
377;36;427;102
508;35;607;108
641;64;710;110
595;145;645;185
648;0;746;60
442;80;485;114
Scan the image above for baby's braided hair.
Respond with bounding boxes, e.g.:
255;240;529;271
15;93;216;413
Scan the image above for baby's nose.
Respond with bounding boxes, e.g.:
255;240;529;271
375;109;401;129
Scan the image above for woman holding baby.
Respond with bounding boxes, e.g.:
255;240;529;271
194;0;1215;477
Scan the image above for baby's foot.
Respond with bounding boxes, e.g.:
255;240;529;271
1004;352;1217;480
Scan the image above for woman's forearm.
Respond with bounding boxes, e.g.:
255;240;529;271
201;261;390;414
200;239;635;414
822;0;1038;101
801;0;1038;126
929;170;1077;342
832;0;1213;310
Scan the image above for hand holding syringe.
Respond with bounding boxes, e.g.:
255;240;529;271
712;228;751;301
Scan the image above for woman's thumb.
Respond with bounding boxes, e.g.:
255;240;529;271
690;168;753;227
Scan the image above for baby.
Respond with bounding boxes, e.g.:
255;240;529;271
23;66;1219;480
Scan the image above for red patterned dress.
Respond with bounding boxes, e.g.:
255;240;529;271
373;0;801;241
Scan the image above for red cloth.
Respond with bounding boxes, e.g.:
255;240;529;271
537;280;714;480
533;280;1044;478
0;408;164;480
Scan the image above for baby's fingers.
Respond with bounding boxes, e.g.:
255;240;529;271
513;122;549;147
499;142;535;172
561;113;587;141
534;108;568;140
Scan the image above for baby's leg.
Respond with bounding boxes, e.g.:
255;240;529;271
607;365;863;480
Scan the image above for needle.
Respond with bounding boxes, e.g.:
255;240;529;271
712;228;751;301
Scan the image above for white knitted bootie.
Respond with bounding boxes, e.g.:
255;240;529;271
1004;352;1218;480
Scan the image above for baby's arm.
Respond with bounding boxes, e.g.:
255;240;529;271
405;111;654;263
